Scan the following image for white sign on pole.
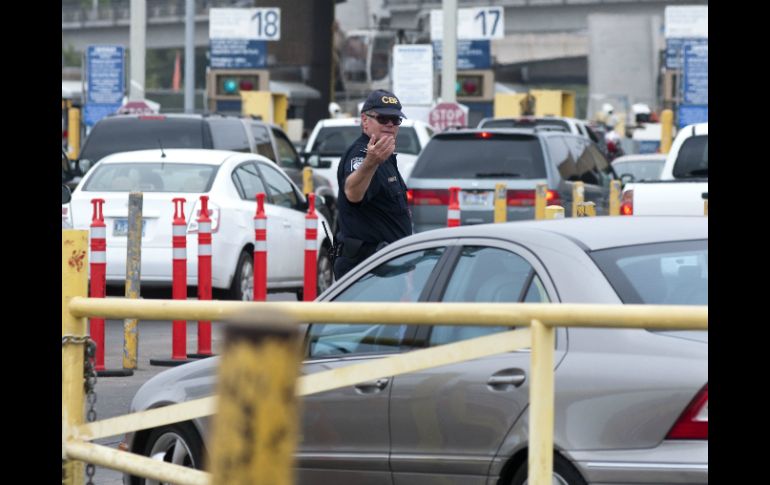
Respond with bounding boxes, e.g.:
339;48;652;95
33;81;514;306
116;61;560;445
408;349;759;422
210;8;281;41
664;6;708;38
431;6;504;41
393;45;434;106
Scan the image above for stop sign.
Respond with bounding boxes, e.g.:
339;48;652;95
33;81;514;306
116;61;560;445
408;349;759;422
429;102;467;132
117;99;159;115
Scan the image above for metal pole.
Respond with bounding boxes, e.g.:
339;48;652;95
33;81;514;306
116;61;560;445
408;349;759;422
528;318;555;485
184;0;195;113
441;0;457;102
129;0;146;100
208;310;301;485
62;230;89;485
123;193;143;370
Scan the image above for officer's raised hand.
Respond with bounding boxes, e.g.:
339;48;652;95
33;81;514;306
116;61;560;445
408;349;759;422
366;133;395;166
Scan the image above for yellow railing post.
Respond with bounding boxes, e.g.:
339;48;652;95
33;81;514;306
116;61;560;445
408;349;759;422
545;205;564;220
302;166;314;195
62;229;89;485
494;183;507;223
660;109;674;154
528;319;555;485
571;182;584;218
209;311;301;485
584;201;596;217
609;180;621;216
67;106;81;160
534;183;547;220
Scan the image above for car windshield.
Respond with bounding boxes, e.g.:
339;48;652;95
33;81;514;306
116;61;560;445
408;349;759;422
613;159;665;181
311;126;421;156
79;118;206;164
589;240;707;305
672;134;708;179
410;134;547;179
82;162;218;193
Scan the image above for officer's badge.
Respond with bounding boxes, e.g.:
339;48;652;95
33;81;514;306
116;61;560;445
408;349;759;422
350;157;364;171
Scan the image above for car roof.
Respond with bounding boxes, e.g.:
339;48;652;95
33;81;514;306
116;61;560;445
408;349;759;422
314;117;424;128
434;127;573;138
95;148;258;165
388;216;706;252
612;153;667;163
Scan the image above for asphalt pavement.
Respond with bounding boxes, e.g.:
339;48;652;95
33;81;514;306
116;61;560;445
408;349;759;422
82;291;298;485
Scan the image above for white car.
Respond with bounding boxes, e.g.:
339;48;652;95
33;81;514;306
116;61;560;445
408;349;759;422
303;117;434;194
65;149;333;300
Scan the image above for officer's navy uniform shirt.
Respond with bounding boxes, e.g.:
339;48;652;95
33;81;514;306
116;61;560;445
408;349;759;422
336;133;412;244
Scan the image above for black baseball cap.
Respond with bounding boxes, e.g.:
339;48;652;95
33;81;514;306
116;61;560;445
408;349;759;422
361;89;407;118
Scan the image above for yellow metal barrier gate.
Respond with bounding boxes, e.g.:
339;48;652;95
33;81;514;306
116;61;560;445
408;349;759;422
62;230;707;485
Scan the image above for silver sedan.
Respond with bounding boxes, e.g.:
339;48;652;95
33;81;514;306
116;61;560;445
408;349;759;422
124;216;707;485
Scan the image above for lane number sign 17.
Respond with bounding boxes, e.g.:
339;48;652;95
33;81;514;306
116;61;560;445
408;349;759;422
431;6;505;41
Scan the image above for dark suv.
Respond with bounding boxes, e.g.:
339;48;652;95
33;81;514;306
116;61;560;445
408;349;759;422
407;129;617;232
77;113;337;227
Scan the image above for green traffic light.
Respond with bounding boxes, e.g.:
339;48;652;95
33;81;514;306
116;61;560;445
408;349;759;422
223;79;238;94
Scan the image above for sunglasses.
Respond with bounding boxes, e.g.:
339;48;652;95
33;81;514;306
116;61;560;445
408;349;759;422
365;113;403;126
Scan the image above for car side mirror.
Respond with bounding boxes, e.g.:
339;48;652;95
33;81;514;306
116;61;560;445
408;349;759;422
62;184;72;204
620;173;635;185
303;152;333;169
76;158;93;175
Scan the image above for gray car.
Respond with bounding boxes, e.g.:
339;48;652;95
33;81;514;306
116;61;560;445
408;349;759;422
125;216;707;485
407;129;617;233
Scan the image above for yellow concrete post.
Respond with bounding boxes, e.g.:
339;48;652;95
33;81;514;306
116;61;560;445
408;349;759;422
544;205;565;220
67;106;81;160
123;193;143;370
534;183;547;220
576;202;586;217
609;180;621;216
208;310;301;485
494;183;507;223
584;201;596;217
704;199;708;216
571;182;584;218
62;229;89;485
303;166;314;195
660;109;674;154
528;319;555;485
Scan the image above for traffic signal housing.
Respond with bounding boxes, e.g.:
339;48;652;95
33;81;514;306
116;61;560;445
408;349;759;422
455;70;494;102
207;69;270;113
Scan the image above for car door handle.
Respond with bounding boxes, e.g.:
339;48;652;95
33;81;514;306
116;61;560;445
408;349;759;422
487;369;526;390
354;378;390;393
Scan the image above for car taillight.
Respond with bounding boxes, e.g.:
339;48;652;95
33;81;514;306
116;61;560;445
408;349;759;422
620;189;633;215
477;132;493;139
667;384;708;440
505;189;561;207
406;189;413;205
187;200;220;233
410;189;449;206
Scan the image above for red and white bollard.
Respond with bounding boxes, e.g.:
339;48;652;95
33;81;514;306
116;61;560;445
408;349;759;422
171;198;188;361
89;198;107;372
447;186;461;227
253;193;267;301
303;193;318;301
195;195;213;357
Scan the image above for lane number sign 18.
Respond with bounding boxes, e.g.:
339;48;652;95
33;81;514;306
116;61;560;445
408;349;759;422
430;6;505;41
210;8;280;41
251;8;280;40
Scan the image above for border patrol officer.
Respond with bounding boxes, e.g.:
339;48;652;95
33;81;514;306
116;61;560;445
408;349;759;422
333;90;413;279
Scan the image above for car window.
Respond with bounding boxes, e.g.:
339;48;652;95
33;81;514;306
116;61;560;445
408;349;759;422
563;136;602;185
589;240;708;305
545;136;577;180
411;134;547;179
395;127;421;155
232;162;267;201
208;118;251;152
250;123;277;162
82;162;217;192
312;126;362;154
672;134;708;179
306;247;446;358
612;159;665;181
429;246;549;346
258;162;299;208
272;128;302;169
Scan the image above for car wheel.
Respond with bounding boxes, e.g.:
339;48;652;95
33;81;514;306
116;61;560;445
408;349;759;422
133;423;204;485
510;453;587;485
228;251;253;301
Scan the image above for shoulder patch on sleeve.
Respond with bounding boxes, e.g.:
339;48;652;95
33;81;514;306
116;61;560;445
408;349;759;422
350;157;364;171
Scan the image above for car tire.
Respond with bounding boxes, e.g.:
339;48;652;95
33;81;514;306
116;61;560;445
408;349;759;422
510;453;587;485
228;251;253;301
295;245;333;301
132;423;204;485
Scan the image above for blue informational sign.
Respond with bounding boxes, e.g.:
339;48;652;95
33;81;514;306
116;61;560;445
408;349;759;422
665;38;707;70
683;42;708;105
432;40;491;70
86;45;125;105
209;39;267;69
84;103;122;127
678;105;708;128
